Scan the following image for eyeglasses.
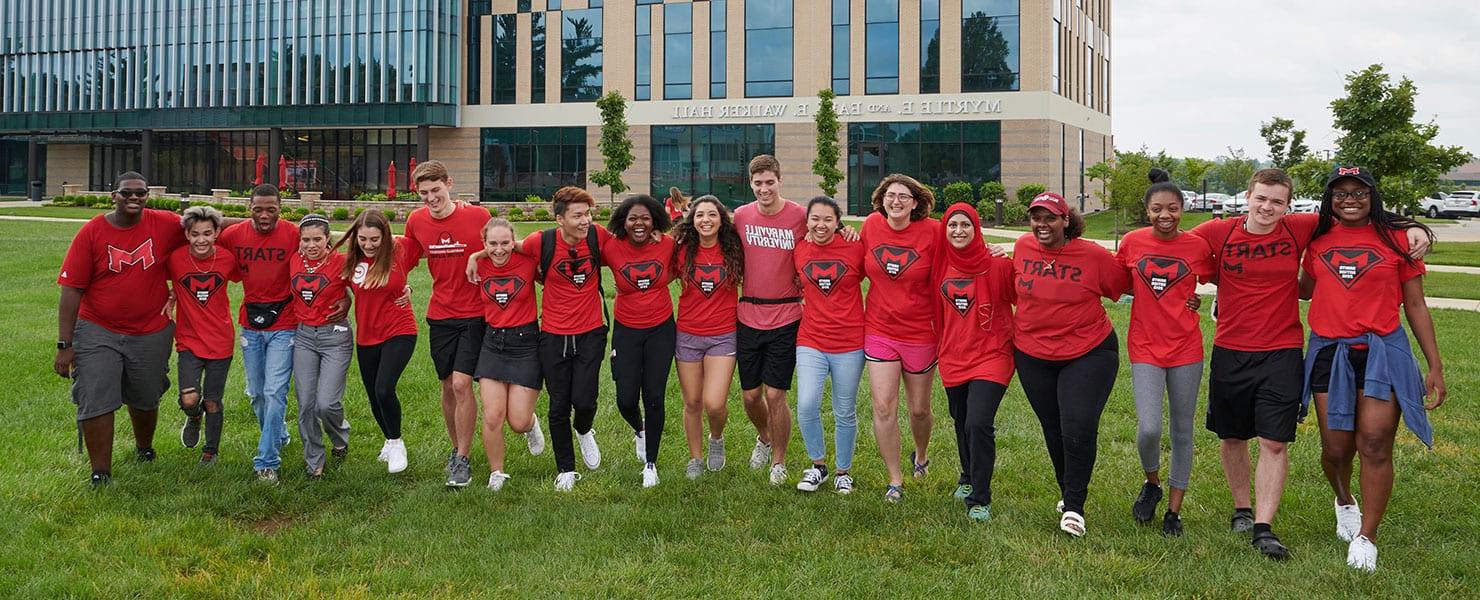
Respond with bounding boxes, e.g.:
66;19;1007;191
884;193;914;201
115;188;148;198
1332;190;1371;201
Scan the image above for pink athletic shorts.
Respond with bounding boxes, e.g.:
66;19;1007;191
864;334;938;374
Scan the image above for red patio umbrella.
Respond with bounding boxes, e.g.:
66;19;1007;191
386;161;397;199
253;154;265;186
408;156;417;192
277;155;288;189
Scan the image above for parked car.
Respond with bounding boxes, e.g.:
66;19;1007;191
1290;197;1320;213
1182;190;1200;211
1224;191;1249;215
1439;191;1480;217
1201;193;1231;213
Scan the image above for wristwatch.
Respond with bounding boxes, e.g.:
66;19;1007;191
57;340;72;350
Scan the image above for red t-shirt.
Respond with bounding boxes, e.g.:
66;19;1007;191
794;236;866;354
1304;224;1424;339
403;204;490;320
665;198;683;221
218;220;300;331
1012;235;1130;361
862;213;941;344
734;200;808;329
601;233;676;329
165;246;241;359
288;251;350;327
476;252;540;329
936;258;1017;387
676;243;739;336
1117;229;1215;367
521;227;613;335
58;209;187;336
1191;214;1318;351
349;240;419;346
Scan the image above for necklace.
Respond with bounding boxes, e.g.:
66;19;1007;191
1042;239;1069;269
301;251;328;273
188;247;216;273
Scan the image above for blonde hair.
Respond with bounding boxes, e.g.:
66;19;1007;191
181;205;224;232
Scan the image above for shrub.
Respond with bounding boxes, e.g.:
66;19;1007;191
332;207;350;220
977;181;1007;223
1015;183;1047;206
942;181;975;207
596;207;612;220
383;209;398;222
524;194;544;203
506;207;524;219
486;207;500;218
533;208;552;220
1002;199;1029;226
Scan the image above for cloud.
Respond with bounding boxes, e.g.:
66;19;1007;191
1112;0;1480;161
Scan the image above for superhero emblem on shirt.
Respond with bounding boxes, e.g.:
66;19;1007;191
619;260;664;291
554;255;598;288
1135;255;1192;299
107;240;157;272
180;272;225;307
482;276;526;309
1320;247;1383;289
940;278;975;317
693;265;727;298
802;260;847;296
292;273;331;306
871;245;919;280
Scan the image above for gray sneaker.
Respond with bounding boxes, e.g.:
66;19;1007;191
180;417;201;449
444;448;458;478
255;468;279;485
706;437;726;471
686;458;705;480
447;455;472;488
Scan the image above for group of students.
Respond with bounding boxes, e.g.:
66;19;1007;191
56;156;1444;572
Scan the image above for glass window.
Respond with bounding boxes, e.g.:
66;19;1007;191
865;0;898;94
651;124;775;208
1051;16;1061;94
920;0;940;94
636;8;651;100
710;0;727;98
831;0;849;94
961;1;1020;92
744;0;792;97
491;14;517;104
561;9;602;102
664;3;693;100
531;13;546;103
846;120;1002;215
479;127;588;201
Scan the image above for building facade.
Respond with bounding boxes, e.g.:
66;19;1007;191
4;0;1110;213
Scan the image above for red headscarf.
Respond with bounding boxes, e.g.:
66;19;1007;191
940;202;992;276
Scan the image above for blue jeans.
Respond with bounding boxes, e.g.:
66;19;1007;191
242;328;295;470
795;346;865;471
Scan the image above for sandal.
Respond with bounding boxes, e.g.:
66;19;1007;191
1060;510;1086;537
1251;530;1290;560
884;484;904;503
331;445;349;459
909;451;930;480
1230;508;1254;534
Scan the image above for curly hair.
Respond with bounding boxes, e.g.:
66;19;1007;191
670;195;743;288
607;194;672;239
1028;206;1087;240
869;173;935;221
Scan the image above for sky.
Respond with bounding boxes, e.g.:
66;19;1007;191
1112;0;1480;163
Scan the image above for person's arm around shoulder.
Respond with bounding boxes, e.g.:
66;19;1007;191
1092;239;1132;299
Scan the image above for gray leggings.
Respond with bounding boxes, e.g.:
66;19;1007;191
1132;362;1203;490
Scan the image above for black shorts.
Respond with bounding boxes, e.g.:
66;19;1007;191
736;320;799;391
1309;346;1369;394
428;317;486;380
474;322;542;390
1206;346;1304;442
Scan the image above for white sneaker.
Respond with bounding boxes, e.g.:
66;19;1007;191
634;431;646;462
378;439;391;462
749;438;772;469
554;471;582;492
385;439;407;474
526;417;546;456
769;463;788;486
577;429;602;469
833;473;855;495
487;471;511;491
1335;498;1363;542
1346;535;1377;572
642;464;659;488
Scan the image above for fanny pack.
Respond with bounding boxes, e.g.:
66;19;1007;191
244;298;292;330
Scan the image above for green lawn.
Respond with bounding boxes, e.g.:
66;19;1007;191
0;205;110;219
1423;271;1480;301
1427;241;1480;268
3;219;1478;596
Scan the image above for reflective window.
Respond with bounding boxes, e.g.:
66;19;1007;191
744;0;792;98
865;0;899;95
636;8;652;100
831;0;849;95
492;15;517;104
532;13;547;103
480;127;588;202
561;9;603;102
651;125;776;208
711;0;728;98
961;0;1020;92
846;121;1002;215
664;3;693;100
920;0;940;94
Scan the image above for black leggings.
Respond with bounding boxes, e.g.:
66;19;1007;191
357;335;416;439
946;380;1008;508
540;326;608;473
1014;331;1120;516
612;318;676;464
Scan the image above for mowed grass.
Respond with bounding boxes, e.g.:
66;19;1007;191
2;219;1479;597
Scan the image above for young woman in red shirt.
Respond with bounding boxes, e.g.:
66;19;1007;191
1299;166;1445;572
336;210;419;474
1013;192;1130;537
165;206;241;467
861;174;942;502
935;203;1016;521
672;195;744;480
601;194;677;488
288;214;354;478
1116;170;1214;536
471;217;543;491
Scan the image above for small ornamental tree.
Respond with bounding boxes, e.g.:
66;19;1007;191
812;89;845;197
591;91;635;205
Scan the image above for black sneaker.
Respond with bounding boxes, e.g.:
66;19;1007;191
447;455;472;488
1252;530;1290;560
180;417;202;449
1230;508;1255;534
1132;482;1163;524
89;471;111;488
136;447;156;462
1161;511;1184;537
795;465;829;492
199;450;218;466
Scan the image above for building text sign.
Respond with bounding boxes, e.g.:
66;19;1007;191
671;98;1004;121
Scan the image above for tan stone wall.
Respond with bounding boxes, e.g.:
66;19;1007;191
1002;120;1054;201
427;127;481;196
774;122;822;203
45;144;90;196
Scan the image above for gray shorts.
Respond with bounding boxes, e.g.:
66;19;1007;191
675;330;737;363
71;319;174;421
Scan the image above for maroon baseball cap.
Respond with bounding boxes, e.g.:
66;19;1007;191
1028;192;1070;216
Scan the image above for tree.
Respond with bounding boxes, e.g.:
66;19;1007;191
1087;149;1156;224
1330;64;1472;210
1259;117;1310;170
1287;155;1335;201
812;89;845;197
1176;157;1216;192
591;91;634;205
1208;147;1258;194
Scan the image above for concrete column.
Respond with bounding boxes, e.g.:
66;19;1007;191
27;133;41;201
140;129;154;181
268;127;283;186
417;126;430;163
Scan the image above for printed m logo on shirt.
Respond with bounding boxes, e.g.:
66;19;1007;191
107;240;157;273
182;273;225;307
483;276;526;309
694;265;727;297
802;260;847;296
1135;255;1191;299
1320;247;1383;289
871;245;919;280
292;273;330;306
940;278;975;317
619;260;664;291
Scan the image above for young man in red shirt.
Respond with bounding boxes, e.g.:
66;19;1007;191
403;161;543;488
56;172;187;486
